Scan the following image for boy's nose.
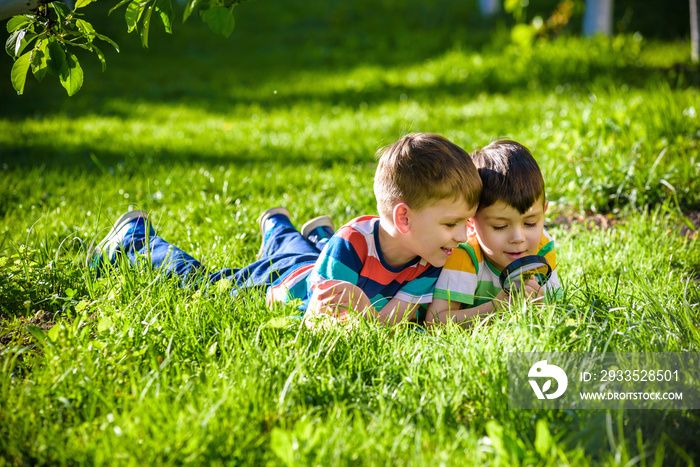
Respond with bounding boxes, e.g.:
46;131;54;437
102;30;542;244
454;225;468;243
510;228;525;243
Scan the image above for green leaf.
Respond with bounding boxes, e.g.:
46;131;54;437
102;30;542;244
60;51;84;96
52;2;72;20
47;41;68;78
222;8;235;37
265;317;292;329
56;396;73;410
484;420;506;456
6;30;26;58
26;324;47;344
202;5;235;37
504;0;523;13
31;40;48;81
511;23;536;48
75;19;96;39
75;0;95;9
125;0;144;33
95;33;120;52
97;316;113;332
534;419;552;457
216;278;231;293
9;31;38;59
10;50;31;95
140;3;154;48
91;43;107;71
269;429;294;467
155;0;173;33
6;15;32;33
109;0;131;15
47;323;61;342
183;0;199;23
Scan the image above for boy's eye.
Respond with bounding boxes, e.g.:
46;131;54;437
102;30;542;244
444;223;457;228
492;225;506;231
524;222;537;228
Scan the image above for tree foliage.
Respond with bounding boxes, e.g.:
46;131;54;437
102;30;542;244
4;0;245;96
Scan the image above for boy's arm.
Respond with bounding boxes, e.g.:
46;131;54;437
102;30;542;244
305;280;372;325
539;230;562;300
426;278;543;328
305;220;436;327
306;280;421;326
425;295;504;328
305;222;417;326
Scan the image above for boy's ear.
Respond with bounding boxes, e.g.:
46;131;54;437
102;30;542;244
393;202;411;234
466;218;477;237
544;200;549;213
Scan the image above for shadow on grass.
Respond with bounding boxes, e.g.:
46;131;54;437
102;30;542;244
0;0;488;116
0;141;367;171
1;55;692;123
568;410;700;464
1;0;696;120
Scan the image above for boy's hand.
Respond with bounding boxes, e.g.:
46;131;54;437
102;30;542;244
493;289;510;310
498;278;544;307
522;278;543;301
308;280;420;327
306;280;374;327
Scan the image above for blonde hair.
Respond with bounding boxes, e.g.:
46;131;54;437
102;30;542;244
373;133;482;218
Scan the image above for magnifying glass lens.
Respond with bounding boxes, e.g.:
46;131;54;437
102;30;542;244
499;255;552;294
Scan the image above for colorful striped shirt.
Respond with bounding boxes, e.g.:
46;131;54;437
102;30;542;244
267;216;441;311
433;230;561;307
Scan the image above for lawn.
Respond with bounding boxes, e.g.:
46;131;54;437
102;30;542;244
1;0;699;465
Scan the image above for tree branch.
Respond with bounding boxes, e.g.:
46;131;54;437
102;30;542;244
0;0;52;21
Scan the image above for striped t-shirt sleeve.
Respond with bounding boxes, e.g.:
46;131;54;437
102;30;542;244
538;230;562;299
433;247;478;305
307;217;440;310
394;271;440;304
308;224;365;288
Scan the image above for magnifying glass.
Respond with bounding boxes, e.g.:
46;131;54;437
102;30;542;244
499;255;552;294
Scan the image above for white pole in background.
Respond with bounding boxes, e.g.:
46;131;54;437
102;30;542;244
691;0;700;62
478;0;499;17
583;0;614;36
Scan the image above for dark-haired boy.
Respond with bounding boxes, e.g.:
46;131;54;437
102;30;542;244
426;139;561;327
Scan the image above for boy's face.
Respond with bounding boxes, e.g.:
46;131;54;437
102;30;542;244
404;197;477;267
468;196;548;271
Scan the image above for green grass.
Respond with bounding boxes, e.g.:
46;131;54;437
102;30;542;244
1;0;700;465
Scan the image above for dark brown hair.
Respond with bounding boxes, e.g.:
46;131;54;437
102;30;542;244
472;140;545;213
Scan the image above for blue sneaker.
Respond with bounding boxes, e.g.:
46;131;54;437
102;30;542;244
256;207;291;259
91;210;148;266
301;216;335;249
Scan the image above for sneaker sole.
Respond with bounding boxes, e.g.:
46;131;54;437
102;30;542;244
256;207;291;260
300;216;335;239
92;210;149;258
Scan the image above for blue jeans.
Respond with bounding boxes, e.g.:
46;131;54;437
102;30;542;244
108;215;321;293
